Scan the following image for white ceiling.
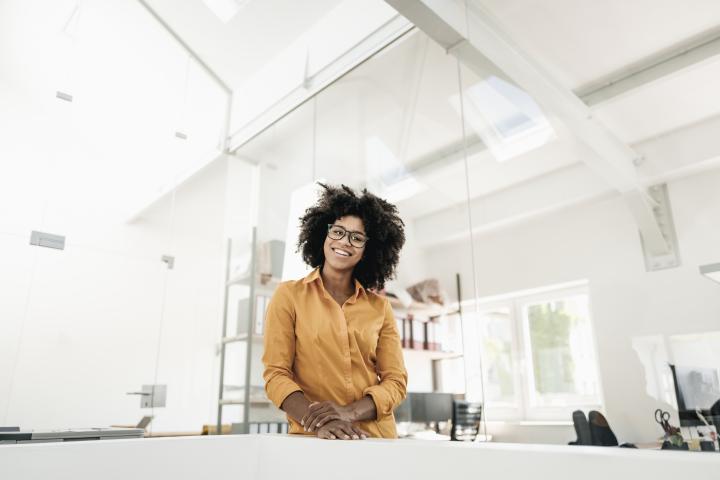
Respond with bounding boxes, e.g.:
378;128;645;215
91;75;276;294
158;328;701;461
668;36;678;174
144;0;343;88
231;1;720;232
477;0;720;90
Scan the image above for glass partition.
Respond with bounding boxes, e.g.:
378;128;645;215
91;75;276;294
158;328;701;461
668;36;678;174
0;0;228;434
456;1;720;450
231;29;485;439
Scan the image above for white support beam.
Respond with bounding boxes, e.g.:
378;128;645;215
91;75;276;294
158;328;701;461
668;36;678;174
228;15;414;153
136;0;231;95
413;163;612;248
412;111;720;248
386;0;671;256
577;26;720;106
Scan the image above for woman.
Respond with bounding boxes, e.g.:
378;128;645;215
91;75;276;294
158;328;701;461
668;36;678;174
262;183;407;440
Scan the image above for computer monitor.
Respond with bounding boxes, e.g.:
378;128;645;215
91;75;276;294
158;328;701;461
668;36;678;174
394;392;454;424
669;364;720;427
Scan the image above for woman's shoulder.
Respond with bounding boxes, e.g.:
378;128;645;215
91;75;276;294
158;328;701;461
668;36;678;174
363;289;391;312
270;276;311;299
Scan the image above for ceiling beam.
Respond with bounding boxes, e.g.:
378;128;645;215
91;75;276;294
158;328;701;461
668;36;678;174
385;0;672;257
136;0;231;94
576;26;720;106
412;110;720;247
228;15;414;153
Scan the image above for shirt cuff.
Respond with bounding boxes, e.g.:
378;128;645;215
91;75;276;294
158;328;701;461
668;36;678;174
267;379;303;410
362;385;392;419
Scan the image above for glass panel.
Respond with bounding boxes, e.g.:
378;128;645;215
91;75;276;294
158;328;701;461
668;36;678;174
457;2;720;449
4;246;166;429
0;0;228;434
227;99;316;432
0;233;36;425
314;30;480;440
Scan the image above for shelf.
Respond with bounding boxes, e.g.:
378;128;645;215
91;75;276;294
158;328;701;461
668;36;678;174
402;348;463;361
388;296;459;318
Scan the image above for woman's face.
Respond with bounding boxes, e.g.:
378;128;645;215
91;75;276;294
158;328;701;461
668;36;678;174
323;215;366;273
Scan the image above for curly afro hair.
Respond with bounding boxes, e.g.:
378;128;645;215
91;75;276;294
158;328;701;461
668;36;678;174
297;183;405;291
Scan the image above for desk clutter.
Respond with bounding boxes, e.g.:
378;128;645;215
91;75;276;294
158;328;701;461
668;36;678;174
0;427;144;444
394;392;483;442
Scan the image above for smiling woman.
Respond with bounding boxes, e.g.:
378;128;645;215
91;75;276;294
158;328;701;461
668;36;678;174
261;183;408;440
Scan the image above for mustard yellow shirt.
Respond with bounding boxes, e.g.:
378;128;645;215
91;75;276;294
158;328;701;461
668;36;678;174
262;267;408;438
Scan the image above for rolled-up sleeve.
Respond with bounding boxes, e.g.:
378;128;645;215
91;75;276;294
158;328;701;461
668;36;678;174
262;283;303;408
363;299;408;419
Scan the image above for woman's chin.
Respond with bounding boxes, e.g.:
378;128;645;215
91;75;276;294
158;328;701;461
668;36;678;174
324;257;357;272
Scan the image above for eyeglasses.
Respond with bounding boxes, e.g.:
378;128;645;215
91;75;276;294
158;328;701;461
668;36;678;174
327;224;369;248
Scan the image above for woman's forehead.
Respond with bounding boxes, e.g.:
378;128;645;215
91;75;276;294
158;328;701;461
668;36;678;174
334;215;365;232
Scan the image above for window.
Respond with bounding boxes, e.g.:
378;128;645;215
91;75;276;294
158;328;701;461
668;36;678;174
467;284;602;421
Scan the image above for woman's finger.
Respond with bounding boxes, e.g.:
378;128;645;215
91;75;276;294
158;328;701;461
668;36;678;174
302;402;326;427
329;425;351;440
314;412;341;429
338;423;357;440
352;425;369;439
305;405;331;432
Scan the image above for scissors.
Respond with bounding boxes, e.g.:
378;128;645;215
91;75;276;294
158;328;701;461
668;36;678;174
655;409;671;434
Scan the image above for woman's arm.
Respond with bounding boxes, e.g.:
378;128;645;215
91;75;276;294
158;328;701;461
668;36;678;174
262;284;305;411
361;299;408;419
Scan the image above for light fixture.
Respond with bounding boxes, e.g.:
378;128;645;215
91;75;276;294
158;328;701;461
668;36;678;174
699;263;720;284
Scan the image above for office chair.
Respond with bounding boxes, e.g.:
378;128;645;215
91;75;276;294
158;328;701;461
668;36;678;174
451;400;482;441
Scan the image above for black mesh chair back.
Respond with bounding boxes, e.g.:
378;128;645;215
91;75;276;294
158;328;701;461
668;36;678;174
451;400;482;441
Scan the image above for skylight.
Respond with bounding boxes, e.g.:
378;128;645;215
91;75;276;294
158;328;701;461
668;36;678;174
451;76;555;162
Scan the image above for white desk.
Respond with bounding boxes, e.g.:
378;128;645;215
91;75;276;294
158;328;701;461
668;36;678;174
1;434;718;480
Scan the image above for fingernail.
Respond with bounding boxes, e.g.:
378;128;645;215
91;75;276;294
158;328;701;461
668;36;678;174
301;420;304;426
344;435;349;439
352;435;359;440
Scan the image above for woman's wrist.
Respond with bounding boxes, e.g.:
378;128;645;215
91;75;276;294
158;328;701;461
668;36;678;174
341;404;357;422
345;396;376;423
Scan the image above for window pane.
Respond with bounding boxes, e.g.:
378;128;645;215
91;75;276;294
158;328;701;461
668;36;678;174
524;294;599;406
477;308;517;407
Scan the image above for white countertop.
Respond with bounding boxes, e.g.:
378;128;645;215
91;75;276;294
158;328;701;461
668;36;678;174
2;434;718;480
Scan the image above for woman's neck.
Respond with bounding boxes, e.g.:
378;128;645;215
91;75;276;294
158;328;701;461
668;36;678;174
320;264;354;295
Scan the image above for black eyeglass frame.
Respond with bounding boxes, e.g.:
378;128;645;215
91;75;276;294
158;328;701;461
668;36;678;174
326;224;369;248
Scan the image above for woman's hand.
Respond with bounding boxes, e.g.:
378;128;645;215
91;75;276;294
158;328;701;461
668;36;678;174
302;401;353;432
315;419;368;440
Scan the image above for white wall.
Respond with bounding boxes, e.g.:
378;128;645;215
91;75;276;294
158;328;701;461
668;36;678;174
424;167;720;444
0;159;230;432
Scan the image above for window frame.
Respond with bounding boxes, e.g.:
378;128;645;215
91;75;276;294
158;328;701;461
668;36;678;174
468;283;603;422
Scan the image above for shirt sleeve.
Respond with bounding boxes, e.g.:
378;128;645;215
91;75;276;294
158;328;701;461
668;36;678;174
262;283;303;408
363;298;408;419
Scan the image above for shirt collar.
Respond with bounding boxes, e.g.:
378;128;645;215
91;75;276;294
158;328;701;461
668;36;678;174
303;267;366;302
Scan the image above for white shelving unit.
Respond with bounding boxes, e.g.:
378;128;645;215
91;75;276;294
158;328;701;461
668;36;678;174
216;230;285;434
